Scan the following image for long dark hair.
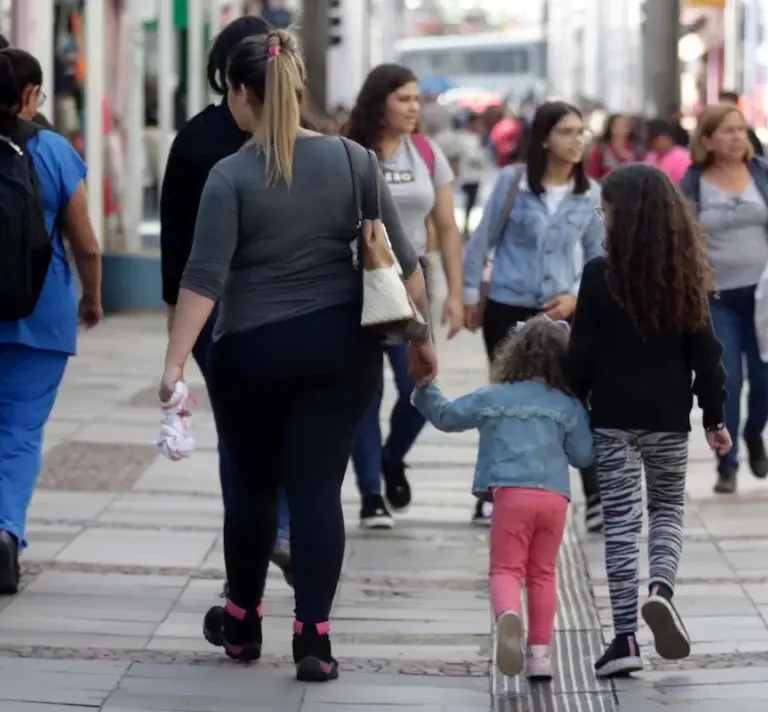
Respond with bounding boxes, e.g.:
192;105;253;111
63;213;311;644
343;63;417;153
525;101;590;196
0;51;21;136
206;16;271;95
601;164;712;336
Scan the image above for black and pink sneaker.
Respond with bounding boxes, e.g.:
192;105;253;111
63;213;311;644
293;621;339;682
594;633;643;678
204;599;262;662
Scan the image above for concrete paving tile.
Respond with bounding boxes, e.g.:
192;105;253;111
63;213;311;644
301;706;490;712
96;493;223;529
659;681;768;700
55;528;216;568
28;491;118;523
0;667;123;706
628;667;768;687
134;452;222;496
0;629;150;648
304;684;488;706
1;704;103;712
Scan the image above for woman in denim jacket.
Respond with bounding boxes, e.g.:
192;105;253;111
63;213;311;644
463;101;604;528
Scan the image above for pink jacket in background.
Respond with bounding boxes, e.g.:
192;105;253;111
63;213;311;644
644;146;691;183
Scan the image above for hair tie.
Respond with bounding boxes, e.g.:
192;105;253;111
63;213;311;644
268;45;280;57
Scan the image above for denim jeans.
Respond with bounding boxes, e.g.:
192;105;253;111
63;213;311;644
710;286;768;468
351;342;426;496
192;305;290;543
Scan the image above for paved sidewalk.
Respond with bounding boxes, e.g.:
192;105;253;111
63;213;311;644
3;313;768;711
0;315;500;712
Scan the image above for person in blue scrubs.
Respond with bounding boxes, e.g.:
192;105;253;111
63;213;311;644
0;50;102;594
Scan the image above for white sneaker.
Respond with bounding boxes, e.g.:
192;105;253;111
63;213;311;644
526;644;553;680
495;611;524;677
157;382;195;461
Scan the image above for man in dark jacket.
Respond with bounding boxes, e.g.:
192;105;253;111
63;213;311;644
720;90;764;156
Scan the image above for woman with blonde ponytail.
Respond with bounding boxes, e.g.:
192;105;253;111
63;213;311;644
159;28;436;682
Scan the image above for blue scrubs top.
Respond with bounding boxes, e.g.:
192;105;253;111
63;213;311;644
0;130;87;355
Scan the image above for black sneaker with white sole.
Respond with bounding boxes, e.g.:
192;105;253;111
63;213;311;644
594;633;643;678
382;458;412;511
641;582;690;660
585;494;604;534
360;495;394;530
471;498;492;527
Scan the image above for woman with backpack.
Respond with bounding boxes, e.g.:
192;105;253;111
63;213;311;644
462;101;604;529
344;63;464;529
0;50;101;594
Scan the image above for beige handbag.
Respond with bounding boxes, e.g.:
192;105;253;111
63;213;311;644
342;140;429;341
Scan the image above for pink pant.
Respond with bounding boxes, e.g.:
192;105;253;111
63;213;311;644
490;487;568;645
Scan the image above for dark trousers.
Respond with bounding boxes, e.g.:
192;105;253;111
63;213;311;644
461;182;481;236
192;306;289;541
207;303;381;624
481;299;600;501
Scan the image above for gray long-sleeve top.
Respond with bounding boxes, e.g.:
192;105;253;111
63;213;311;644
181;136;419;339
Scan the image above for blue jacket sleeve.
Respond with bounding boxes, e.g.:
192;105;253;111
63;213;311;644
411;383;491;432
463;166;520;305
564;401;595;469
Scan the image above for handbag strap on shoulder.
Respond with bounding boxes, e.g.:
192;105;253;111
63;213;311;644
491;166;524;247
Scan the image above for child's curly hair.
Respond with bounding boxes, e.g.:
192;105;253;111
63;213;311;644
490;316;572;394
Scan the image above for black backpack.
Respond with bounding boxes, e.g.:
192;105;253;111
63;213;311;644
0;120;52;321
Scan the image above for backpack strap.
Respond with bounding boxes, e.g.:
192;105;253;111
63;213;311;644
412;132;435;180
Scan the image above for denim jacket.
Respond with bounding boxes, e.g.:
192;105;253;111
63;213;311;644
412;380;595;498
463;165;604;308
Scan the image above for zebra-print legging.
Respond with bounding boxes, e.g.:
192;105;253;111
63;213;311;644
594;429;689;635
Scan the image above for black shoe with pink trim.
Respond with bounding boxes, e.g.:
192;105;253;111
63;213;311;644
594;633;643;678
204;599;262;662
293;621;339;682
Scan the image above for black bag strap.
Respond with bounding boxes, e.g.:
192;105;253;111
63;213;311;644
340;137;362;228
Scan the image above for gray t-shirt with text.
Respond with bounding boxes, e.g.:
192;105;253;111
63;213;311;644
379;135;454;256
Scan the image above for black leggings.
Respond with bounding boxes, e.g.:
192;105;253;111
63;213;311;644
481;299;600;500
207;303;381;625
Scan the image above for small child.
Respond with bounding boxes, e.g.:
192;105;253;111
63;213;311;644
412;316;594;679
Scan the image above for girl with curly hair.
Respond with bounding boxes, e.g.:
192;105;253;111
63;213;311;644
413;316;594;680
568;163;731;678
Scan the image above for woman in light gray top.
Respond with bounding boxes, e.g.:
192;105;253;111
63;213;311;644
158;29;436;682
344;63;464;529
680;103;768;495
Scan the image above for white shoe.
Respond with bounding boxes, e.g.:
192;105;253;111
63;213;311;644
157;382;195;461
495;611;524;677
526;644;553;680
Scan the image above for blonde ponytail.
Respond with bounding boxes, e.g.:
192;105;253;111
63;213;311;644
259;29;306;186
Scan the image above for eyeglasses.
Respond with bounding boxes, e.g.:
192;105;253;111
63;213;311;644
594;206;605;219
36;88;46;107
553;127;592;142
